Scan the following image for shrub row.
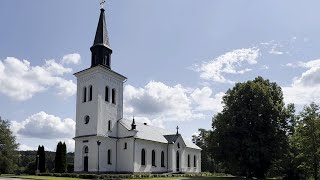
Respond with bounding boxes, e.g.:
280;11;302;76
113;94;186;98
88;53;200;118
39;172;227;179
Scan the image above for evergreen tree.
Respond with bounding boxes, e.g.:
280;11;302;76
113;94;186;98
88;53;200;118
0;117;19;174
36;145;46;172
61;142;67;173
211;77;289;178
54;141;67;173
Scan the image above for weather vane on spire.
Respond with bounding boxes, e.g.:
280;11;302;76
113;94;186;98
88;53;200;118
100;0;106;9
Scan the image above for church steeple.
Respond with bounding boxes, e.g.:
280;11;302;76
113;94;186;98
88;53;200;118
90;7;112;69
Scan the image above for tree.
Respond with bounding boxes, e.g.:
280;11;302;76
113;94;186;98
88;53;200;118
211;77;288;178
192;128;214;172
36;145;46;173
55;141;67;173
292;103;320;180
0;117;19;174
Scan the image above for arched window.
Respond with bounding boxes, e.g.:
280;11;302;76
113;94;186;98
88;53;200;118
84;146;89;154
112;88;116;104
83;87;87;102
89;85;93;101
161;151;165;167
141;149;146;165
107;149;111;164
187;154;190;167
124;142;127;149
152;150;156;166
105;86;109;102
108;120;112;131
194;155;196;167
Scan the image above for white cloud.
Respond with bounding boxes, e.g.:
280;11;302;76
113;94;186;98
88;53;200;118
283;59;320;105
19;144;35;151
62;53;81;65
124;81;224;127
0;57;76;101
190;87;224;112
192;48;260;83
11;111;75;139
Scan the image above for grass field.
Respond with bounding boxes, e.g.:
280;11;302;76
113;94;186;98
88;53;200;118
1;175;245;180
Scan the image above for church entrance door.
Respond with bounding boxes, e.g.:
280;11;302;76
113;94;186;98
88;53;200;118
84;156;88;172
176;151;180;172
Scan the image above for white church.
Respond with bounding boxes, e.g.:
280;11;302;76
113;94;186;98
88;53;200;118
73;5;201;173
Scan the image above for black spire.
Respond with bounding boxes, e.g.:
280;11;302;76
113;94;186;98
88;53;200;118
131;116;136;130
90;8;112;69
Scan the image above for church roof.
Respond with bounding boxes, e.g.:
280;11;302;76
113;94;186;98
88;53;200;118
92;8;111;49
120;119;201;150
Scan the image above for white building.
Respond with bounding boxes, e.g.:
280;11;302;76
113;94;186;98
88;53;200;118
73;7;201;173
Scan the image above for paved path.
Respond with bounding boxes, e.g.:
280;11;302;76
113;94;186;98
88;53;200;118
0;178;26;180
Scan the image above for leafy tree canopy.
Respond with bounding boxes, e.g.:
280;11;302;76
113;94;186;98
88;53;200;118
211;76;289;178
0;117;19;174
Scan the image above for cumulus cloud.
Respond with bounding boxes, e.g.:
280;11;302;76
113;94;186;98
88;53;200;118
192;48;260;83
124;81;224;126
190;87;224;112
0;57;76;101
11;111;75;139
282;59;320;105
61;53;81;65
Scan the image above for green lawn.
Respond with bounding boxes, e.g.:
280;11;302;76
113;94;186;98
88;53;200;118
1;175;86;180
0;175;246;180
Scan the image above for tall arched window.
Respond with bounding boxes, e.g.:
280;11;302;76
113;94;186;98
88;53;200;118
105;86;109;102
112;88;116;104
83;87;87;102
108;120;112;131
107;149;111;164
141;149;146;165
89;85;93;101
161;151;165;167
152;150;156;166
194;155;196;167
187;154;190;167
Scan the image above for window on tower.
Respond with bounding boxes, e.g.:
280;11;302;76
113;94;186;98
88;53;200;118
188;154;190;167
124;142;127;149
89;85;93;101
105;86;109;102
84;146;89;154
83;87;87;102
108;120;112;131
112;88;116;104
107;149;112;164
105;55;109;66
194;155;197;167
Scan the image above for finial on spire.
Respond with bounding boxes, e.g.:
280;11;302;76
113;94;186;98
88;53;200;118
100;0;106;9
176;126;179;135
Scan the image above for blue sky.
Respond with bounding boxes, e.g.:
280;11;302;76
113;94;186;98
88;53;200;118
1;0;320;152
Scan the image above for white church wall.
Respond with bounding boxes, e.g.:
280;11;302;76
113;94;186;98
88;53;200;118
96;69;125;138
116;138;134;172
75;71;100;137
133;139;168;173
74;136;117;172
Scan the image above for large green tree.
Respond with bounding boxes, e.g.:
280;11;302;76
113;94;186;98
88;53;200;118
0;117;19;174
292;103;320;180
211;77;288;178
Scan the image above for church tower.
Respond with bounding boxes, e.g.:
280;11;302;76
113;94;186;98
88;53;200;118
73;5;127;172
